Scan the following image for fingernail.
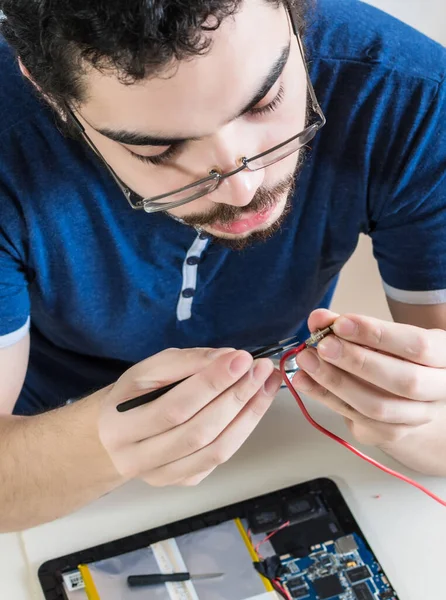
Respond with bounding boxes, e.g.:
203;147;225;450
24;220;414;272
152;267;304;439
292;372;313;392
334;317;357;337
295;350;320;373
318;336;341;359
263;372;283;395
229;352;252;376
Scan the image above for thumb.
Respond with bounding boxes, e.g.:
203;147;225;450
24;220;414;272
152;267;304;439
308;308;339;333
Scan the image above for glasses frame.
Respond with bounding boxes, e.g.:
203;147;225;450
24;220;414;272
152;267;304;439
67;1;326;214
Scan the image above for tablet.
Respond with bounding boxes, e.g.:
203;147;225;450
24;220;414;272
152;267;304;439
38;477;399;600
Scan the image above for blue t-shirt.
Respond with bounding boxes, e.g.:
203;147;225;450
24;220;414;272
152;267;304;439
0;0;445;415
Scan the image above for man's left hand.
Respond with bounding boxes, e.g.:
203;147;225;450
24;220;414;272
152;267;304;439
293;309;446;449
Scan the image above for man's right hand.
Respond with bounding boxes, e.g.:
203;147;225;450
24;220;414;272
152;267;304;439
98;348;283;487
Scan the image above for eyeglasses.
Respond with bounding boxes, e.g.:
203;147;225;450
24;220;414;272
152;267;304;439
67;4;326;214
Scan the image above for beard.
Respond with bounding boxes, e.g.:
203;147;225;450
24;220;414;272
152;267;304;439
176;147;307;251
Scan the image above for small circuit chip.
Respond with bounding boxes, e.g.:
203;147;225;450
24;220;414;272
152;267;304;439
312;574;344;599
62;570;85;591
346;565;371;584
319;554;333;568
287;561;299;574
287;576;306;589
380;591;395;600
287;580;309;599
334;534;358;555
352;582;375;600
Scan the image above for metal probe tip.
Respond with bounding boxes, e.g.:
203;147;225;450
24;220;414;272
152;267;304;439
304;326;333;347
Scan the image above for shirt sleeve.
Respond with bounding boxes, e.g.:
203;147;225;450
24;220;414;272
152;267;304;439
370;77;446;305
0;182;30;347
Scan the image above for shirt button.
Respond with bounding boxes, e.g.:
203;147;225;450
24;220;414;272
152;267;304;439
186;256;200;266
182;288;195;298
199;232;209;240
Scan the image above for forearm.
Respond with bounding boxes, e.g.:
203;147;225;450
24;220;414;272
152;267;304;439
380;407;446;476
0;389;125;532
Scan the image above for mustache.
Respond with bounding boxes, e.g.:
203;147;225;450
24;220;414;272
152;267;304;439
179;174;296;227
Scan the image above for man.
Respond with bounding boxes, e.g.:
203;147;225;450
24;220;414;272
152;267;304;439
0;0;444;532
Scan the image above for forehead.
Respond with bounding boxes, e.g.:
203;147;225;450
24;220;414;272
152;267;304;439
80;0;288;138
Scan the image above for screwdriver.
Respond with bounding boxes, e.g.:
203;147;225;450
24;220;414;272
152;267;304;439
127;572;224;587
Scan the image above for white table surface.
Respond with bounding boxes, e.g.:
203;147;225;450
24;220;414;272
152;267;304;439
3;390;446;600
0;532;31;598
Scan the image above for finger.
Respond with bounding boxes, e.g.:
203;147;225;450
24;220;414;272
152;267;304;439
113;349;253;444
292;370;357;420
291;370;415;445
308;308;339;333
148;468;217;488
292;364;441;425
133;358;276;467
344;417;414;447
109;346;235;404
331;314;446;368
309;333;446;401
179;469;217;487
143;372;281;486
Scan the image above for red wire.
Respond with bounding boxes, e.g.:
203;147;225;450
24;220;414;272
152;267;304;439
279;345;446;507
254;520;291;556
251;523;292;597
273;579;292;600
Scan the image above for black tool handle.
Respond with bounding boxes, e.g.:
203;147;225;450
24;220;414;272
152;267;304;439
127;573;191;587
116;378;188;412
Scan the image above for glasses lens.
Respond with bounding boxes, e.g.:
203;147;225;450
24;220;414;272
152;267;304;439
246;124;319;171
143;177;219;213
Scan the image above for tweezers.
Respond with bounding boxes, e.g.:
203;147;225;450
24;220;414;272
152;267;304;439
116;327;332;412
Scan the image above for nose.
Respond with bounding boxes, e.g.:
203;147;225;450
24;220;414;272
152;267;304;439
207;125;264;207
212;168;264;207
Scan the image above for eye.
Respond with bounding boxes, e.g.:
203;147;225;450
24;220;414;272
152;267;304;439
247;84;285;118
129;142;184;166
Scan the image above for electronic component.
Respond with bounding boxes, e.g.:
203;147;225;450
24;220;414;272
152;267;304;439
335;534;358;555
248;504;283;534
287;576;306;588
286;561;299;574
287;497;314;517
346;565;372;584
285;495;327;524
249;495;329;535
39;479;401;600
319;554;332;568
287;578;309;598
253;555;288;580
289;587;309;598
352;581;376;600
312;574;344;599
276;533;397;600
62;570;85;591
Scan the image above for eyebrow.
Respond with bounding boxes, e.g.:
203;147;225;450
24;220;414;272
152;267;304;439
94;42;291;148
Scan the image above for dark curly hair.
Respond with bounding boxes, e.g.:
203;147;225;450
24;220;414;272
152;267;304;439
0;0;307;109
